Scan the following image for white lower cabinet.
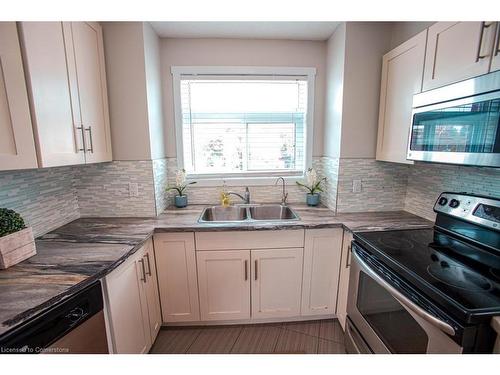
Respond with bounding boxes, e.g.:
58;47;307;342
154;233;200;322
197;250;251;321
251;248;304;319
336;230;354;331
301;228;343;316
143;239;162;341
104;242;152;354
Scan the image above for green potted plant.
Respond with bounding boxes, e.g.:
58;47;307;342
0;208;36;269
166;169;197;208
296;168;326;207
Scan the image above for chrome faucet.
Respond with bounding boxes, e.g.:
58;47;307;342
275;177;288;206
227;187;251;204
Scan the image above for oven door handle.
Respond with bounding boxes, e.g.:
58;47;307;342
353;251;455;337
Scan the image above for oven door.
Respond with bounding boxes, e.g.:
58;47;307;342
346;245;463;354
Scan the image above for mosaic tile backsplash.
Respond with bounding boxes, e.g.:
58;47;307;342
336;158;410;213
0;166;80;237
76;161;156;218
405;162;500;221
1;155;499;238
163;157;331;206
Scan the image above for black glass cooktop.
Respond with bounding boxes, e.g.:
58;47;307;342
354;228;500;323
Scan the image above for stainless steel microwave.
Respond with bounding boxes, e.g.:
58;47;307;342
408;71;500;168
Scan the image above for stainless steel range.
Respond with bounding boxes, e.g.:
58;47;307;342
346;192;500;353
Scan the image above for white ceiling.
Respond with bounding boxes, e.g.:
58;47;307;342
150;22;340;41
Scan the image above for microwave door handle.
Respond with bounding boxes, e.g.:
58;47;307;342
353;251;455;337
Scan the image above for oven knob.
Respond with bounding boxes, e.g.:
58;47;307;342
438;197;448;206
449;199;460;208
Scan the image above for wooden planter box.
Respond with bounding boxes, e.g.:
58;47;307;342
0;227;37;269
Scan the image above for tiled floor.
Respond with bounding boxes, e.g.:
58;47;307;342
150;319;346;354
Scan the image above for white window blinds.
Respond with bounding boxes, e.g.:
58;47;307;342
179;77;308;176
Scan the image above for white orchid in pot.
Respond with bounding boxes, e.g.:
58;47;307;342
296;168;326;206
166;169;196;208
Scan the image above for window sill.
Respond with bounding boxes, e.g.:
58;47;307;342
186;175;305;187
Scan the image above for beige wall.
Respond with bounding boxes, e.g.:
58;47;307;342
143;22;166;160
102;22;152;160
340;22;393;158
160;37;328;158
390;22;435;49
323;23;346;158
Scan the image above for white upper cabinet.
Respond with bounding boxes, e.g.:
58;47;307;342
154;233;200;323
0;22;38;171
301;228;343;316
18;21;111;168
70;22;112;163
490;23;500;72
19;22;85;167
197;250;251;321
251;248;303;319
423;22;497;91
376;30;427;164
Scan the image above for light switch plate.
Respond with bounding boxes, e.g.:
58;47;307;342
128;182;139;197
352;179;362;193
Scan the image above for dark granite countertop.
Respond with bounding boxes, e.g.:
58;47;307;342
0;204;432;336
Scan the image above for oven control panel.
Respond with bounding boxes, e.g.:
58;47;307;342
434;192;500;231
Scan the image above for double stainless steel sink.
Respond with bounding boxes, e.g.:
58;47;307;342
198;204;300;223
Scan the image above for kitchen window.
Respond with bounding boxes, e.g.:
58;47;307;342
171;67;316;183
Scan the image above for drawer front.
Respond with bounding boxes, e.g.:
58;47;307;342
195;230;305;251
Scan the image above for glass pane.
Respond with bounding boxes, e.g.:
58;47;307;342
180;79;308;175
357;272;429;353
247;123;296;171
410;98;500;153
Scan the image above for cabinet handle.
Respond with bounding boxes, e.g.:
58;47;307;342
346;244;352;268
85;126;94;153
495;22;500;56
476;22;493;62
76;126;86;152
138;258;146;283
254;260;258;280
144;253;152;276
244;260;248;281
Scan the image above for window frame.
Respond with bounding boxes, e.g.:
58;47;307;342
171;66;316;186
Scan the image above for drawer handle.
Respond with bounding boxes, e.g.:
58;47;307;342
76;126;86;152
85;126;94;153
346;244;352;268
476;22;493;62
144;253;152;276
138;258;146;283
254;260;258;281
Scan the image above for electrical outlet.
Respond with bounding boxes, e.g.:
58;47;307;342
352;179;362;193
128;182;139;197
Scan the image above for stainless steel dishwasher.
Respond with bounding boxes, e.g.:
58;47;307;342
0;281;108;354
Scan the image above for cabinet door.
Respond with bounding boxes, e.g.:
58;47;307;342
423;22;495;90
251;248;303;319
154;233;200;322
0;22;38;171
18;22;85;167
197;250;250;321
301;229;343;316
70;22;112;163
376;30;426;164
104;249;150;354
336;231;353;331
143;239;162;343
490;23;500;72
